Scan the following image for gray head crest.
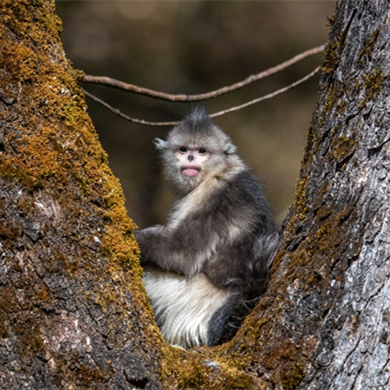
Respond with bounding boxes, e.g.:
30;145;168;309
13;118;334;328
181;105;214;133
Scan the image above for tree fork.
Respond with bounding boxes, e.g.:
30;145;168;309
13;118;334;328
1;0;390;389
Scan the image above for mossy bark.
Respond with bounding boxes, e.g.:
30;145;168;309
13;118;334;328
231;0;390;388
1;0;390;389
0;1;164;389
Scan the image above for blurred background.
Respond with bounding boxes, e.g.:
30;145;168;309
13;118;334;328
56;1;335;229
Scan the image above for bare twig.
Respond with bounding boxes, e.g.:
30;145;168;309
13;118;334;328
83;66;321;127
82;89;178;126
82;44;325;102
210;66;321;118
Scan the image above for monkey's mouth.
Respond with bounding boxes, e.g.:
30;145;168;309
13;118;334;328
181;166;201;177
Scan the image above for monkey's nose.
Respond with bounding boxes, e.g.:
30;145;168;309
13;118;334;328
188;155;194;162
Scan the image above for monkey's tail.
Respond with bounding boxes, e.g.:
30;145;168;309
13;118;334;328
244;231;280;300
207;232;280;346
227;231;280;303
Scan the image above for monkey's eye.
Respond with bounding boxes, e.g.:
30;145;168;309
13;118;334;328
198;148;207;155
179;147;187;153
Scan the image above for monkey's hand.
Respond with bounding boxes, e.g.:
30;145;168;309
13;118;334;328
134;225;165;265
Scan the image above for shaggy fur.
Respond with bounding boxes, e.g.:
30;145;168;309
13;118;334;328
135;106;279;348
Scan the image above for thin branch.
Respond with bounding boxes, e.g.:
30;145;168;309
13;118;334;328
83;66;321;127
210;66;321;118
82;44;325;102
82;89;178;126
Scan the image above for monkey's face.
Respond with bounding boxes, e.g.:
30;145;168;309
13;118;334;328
167;140;236;194
175;146;210;178
155;114;241;194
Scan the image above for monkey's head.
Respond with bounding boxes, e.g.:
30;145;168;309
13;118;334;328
154;106;243;194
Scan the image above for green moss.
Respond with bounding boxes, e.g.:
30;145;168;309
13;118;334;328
321;83;337;115
304;123;320;165
358;29;380;66
0;0;142;272
0;157;30;183
332;135;356;163
281;362;305;390
362;68;383;104
326;14;336;28
0;0;62;41
305;224;331;257
294;178;309;223
0;0;162;376
178;362;206;389
322;40;341;75
319;27;349;128
0;42;38;82
160;343;258;390
322;29;347;75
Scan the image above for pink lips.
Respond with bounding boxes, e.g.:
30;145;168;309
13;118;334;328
181;166;201;177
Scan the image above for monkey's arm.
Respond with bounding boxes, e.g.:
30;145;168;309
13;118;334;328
133;225;165;263
134;215;220;278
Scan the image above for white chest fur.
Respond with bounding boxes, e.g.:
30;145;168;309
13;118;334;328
143;266;231;348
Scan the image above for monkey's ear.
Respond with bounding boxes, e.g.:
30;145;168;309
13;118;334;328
154;138;168;150
224;141;237;155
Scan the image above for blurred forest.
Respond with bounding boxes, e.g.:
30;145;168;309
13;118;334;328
56;1;335;228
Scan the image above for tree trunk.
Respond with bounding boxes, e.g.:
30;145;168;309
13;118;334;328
227;0;390;388
1;0;390;389
0;1;164;389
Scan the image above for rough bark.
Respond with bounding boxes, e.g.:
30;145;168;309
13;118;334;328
224;0;390;389
296;1;390;388
1;0;390;389
0;1;164;389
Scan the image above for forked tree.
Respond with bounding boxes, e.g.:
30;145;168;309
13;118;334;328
0;0;389;389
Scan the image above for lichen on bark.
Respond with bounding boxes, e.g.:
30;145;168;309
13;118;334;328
0;1;164;388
